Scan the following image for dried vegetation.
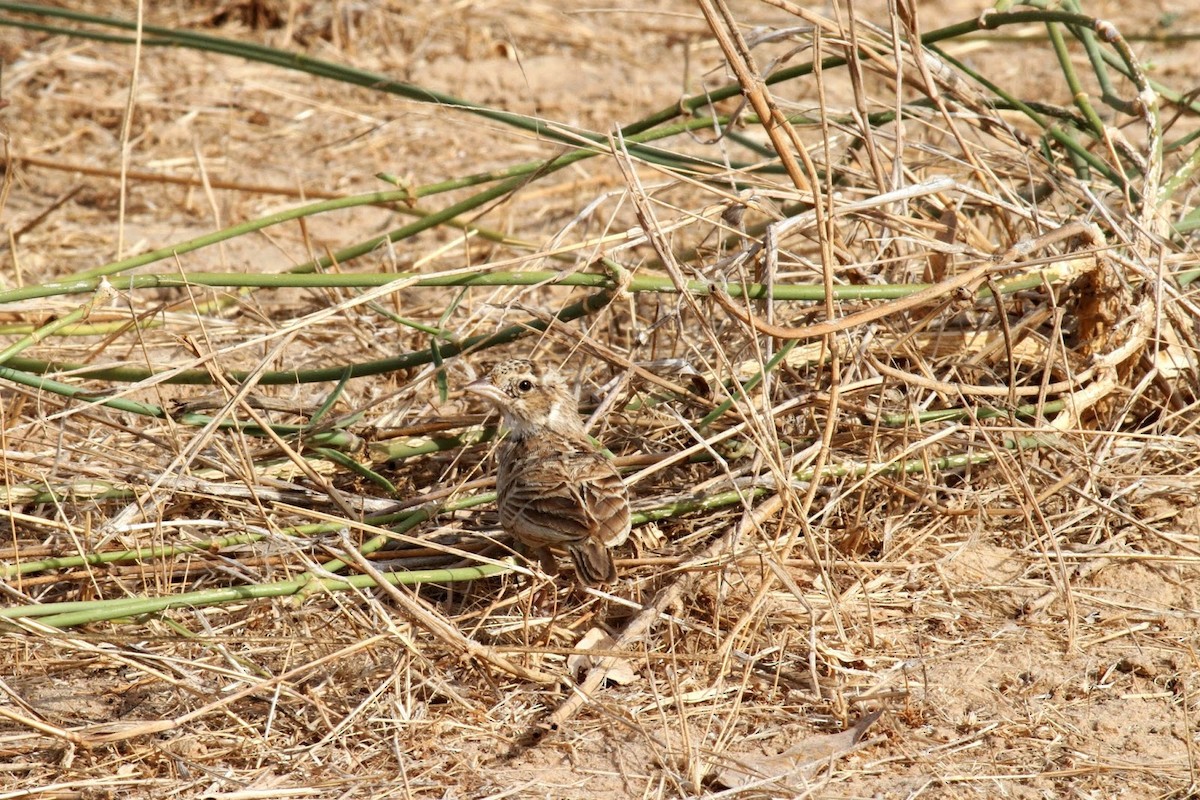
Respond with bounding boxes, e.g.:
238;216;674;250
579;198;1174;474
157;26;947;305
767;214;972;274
1;1;1199;797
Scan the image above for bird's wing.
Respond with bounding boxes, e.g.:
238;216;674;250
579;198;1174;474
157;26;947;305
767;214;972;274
498;450;629;548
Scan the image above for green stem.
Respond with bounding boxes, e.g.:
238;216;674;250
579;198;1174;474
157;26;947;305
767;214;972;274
2;287;615;396
1045;20;1109;149
8;563;512;629
0;299;95;366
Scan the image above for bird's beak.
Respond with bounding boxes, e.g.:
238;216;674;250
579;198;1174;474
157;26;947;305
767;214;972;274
465;378;505;405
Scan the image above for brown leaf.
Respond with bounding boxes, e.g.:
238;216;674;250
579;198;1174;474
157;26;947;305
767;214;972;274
714;711;883;791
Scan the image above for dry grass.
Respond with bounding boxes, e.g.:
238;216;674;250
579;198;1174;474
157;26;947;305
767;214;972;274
2;1;1200;798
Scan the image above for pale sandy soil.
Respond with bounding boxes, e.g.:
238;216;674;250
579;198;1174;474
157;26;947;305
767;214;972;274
2;1;1199;798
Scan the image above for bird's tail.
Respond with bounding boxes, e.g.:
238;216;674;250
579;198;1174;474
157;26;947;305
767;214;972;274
569;540;617;586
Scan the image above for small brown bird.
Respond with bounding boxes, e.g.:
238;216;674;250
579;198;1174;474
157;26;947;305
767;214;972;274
466;358;630;586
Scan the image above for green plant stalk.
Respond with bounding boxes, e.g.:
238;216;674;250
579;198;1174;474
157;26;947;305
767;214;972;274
0;287;615;425
0;6;1154;320
309;371;352;429
0;364;376;436
879;399;1067;427
17;104;766;299
0;4;724;176
0;365;165;417
1084;45;1200;204
65;188;418;283
1116;75;1200;136
925;43;1124;187
0;252;1104;423
0;488;499;583
30;108;735;295
0;431;1047;612
0;426;477;513
1010;3;1161;162
13;102;826;306
46;163;556;289
0;300;95;367
0;528;280;580
1;3;1149;197
697;340;801;431
1045;20;1110;148
622;7;1122;149
311;447;396;494
369;428;497;464
291;491;501;600
1;256;1084;352
0;485;488;581
1161;127;1200;155
7;563;514;629
0;270;923;307
0;481;131;507
0;235;1111;440
30;192;473;347
1;3;1153;205
1057;0;1135;114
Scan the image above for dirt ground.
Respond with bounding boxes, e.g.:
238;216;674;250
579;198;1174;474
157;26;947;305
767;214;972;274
2;1;1200;798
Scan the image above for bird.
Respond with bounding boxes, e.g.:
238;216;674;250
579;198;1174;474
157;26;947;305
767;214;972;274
466;358;630;586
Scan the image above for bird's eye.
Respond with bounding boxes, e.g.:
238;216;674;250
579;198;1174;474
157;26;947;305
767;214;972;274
516;379;534;393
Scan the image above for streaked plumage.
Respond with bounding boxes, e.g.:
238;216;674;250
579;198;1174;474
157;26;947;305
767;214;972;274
466;359;630;586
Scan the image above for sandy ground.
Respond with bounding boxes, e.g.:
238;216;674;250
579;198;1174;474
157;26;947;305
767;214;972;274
2;1;1200;797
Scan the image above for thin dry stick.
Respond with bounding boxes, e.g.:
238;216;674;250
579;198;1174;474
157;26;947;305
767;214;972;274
866;353;1097;397
702;0;846;652
518;492;787;747
0;616;393;746
115;0;144;259
84;634;391;745
334;530;561;685
709;220;1101;341
0;690;85;746
607;132;793;493
697;0;812;195
13;154;349;199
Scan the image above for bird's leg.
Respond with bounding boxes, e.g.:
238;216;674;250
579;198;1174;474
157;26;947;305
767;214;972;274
530;545;563;611
509;541;561;610
533;545;560;579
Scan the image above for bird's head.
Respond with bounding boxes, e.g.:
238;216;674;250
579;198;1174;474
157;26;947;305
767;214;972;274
466;359;582;437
